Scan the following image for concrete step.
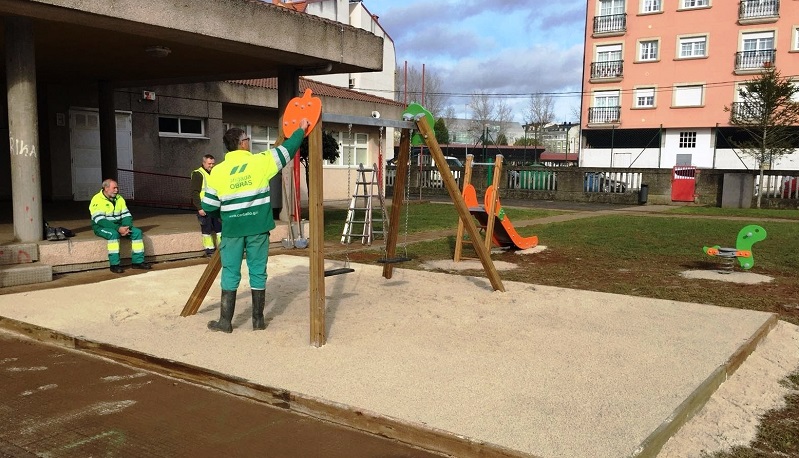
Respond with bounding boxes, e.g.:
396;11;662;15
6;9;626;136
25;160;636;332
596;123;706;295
0;243;39;266
0;263;53;287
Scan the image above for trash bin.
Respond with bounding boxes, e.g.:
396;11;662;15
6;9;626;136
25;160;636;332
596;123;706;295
638;183;649;205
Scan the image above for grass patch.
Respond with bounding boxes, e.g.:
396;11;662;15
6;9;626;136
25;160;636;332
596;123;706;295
666;206;799;220
322;202;563;242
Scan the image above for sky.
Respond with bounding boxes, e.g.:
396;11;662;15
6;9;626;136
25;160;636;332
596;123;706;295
360;0;587;124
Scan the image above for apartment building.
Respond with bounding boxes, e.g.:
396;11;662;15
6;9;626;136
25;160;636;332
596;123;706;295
581;0;799;169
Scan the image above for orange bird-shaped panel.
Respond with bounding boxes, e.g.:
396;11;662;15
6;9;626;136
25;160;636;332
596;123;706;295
283;88;322;138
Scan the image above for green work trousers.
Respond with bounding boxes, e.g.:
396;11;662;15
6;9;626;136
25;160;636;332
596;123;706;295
220;233;269;291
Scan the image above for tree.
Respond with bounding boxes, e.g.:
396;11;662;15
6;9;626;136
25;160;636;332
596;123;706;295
495;99;514;143
467;90;496;146
299;131;340;189
394;64;448;116
524;93;556;148
433;117;450;145
725;67;799;208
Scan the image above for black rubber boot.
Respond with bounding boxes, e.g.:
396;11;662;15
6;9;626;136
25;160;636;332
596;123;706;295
208;290;236;333
252;289;266;331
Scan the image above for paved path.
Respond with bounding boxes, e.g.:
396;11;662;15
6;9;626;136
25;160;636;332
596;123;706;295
0;330;441;458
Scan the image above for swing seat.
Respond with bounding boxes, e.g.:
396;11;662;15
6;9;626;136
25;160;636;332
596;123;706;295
324;268;355;277
376;256;411;264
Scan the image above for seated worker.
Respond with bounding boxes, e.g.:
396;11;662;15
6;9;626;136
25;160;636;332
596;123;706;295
89;179;152;273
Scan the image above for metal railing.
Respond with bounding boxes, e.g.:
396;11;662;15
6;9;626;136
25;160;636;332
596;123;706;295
739;0;779;19
755;173;799;199
588;106;621;124
118;168;193;209
593;13;626;34
590;60;624;79
735;49;776;70
730;102;765;122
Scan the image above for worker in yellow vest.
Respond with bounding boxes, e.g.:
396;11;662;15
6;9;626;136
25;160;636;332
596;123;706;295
190;154;222;257
202;119;309;333
89;179;151;273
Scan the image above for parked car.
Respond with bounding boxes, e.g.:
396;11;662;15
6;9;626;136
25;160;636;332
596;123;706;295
431;156;463;185
782;177;798;198
584;172;627;193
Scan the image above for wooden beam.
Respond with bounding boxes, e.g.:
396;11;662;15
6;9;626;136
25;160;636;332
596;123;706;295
308;123;326;347
415;118;505;292
180;250;221;316
453;154;474;262
382;129;411;280
484;155;503;251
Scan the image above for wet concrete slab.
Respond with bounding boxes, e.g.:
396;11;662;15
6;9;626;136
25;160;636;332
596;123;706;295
0;330;441;458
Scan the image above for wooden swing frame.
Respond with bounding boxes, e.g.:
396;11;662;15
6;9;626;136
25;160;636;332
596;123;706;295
180;110;504;347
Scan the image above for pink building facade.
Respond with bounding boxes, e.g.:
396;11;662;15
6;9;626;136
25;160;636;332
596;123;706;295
581;0;799;169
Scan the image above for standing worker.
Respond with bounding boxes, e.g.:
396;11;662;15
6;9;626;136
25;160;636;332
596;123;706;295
191;154;222;257
202;119;310;333
89;179;152;273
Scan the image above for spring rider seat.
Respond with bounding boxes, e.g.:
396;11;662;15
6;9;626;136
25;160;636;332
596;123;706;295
702;225;766;272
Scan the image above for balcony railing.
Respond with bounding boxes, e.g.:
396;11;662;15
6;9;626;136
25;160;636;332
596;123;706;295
730;102;765;122
739;0;779;20
590;60;624;79
588;107;621;124
593;14;626;34
735;49;776;70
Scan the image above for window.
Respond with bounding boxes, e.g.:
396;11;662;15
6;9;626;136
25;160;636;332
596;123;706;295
673;84;704;107
679;36;707;58
599;0;624;16
634;88;655;108
792;26;799;51
590;90;621;123
679;131;697;148
681;0;709;8
332;131;369;166
596;44;622;62
742;31;774;52
641;0;662;13
639;40;659;61
158;117;205;137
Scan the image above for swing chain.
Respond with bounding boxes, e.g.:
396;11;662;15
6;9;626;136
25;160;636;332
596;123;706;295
343;123;353;268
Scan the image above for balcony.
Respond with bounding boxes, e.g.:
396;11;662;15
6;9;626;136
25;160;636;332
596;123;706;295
734;49;776;72
738;0;779;23
590;60;624;81
730;102;764;122
593;14;626;36
588;107;621;125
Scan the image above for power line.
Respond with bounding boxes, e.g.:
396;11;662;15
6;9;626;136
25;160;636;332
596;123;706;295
353;73;799;100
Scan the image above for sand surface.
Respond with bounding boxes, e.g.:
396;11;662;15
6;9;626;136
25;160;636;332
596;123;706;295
0;254;795;458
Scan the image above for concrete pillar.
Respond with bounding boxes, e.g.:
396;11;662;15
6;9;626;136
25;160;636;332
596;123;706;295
276;68;299;222
5;17;42;242
99;81;118;180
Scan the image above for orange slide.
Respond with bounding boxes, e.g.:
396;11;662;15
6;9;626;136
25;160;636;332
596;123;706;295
462;184;538;250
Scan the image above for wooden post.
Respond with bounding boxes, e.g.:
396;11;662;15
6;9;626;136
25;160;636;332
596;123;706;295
415;117;505;292
382;129;411;280
484;155;503;251
453;154;474;262
308;123;326;347
180;250;221;316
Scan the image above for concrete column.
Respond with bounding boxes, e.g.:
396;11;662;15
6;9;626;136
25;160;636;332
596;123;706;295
5;17;42;242
98;81;118;180
275;68;300;222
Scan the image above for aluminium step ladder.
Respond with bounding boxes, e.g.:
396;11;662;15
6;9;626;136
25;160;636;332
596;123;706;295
341;163;387;245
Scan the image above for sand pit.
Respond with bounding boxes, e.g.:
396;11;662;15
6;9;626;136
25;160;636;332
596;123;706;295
0;255;794;458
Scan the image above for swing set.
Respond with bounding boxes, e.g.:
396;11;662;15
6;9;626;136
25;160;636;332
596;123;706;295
180;91;505;347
